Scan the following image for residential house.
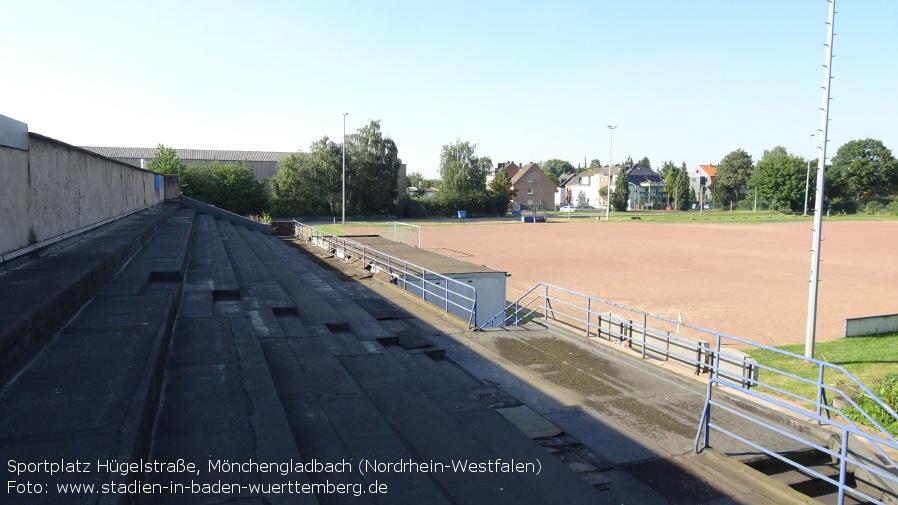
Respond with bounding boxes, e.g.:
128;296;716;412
487;161;522;185
690;164;717;202
510;162;555;210
556;172;578;208
590;164;666;210
565;167;604;209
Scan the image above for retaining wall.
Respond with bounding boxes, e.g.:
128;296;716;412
845;313;898;337
1;119;169;263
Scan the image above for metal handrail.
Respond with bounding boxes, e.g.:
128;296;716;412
483;282;898;503
294;222;477;327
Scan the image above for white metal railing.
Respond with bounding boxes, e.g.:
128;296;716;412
484;282;898;505
294;222;477;327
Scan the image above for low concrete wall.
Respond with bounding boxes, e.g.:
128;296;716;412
845;313;898;337
1;127;166;263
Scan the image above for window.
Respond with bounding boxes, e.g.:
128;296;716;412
527;188;534;195
527;176;533;183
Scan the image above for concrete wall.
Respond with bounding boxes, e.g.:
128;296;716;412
1;131;165;262
845;313;898;337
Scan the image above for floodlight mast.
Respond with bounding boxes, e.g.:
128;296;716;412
342;113;348;225
805;0;836;359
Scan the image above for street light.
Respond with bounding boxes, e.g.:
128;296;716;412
606;125;617;221
803;133;815;216
342;113;348;225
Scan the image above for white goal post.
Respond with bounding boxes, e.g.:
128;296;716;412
385;222;421;248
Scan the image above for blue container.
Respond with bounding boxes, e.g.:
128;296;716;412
457;211;467;218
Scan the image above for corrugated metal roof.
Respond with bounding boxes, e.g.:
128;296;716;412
80;146;295;162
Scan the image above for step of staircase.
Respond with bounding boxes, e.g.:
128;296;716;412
139;214;316;505
0;206;193;505
0;202;180;388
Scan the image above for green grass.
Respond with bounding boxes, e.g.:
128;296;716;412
745;333;898;434
547;209;898;224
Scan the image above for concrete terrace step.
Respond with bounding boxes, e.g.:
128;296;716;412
215;225;606;503
0;207;194;505
0;202;180;387
140;215;316;505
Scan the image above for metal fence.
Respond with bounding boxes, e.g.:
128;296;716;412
294;222;477;327
483;282;898;505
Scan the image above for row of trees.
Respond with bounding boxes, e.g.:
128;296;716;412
147;145;268;216
150;128;895;218
148;120;404;218
712;139;897;212
407;139;514;217
269;120;401;217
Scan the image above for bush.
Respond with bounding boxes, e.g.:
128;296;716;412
889;201;898;216
841;373;898;437
865;201;881;215
829;198;858;214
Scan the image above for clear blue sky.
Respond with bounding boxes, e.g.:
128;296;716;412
3;1;895;179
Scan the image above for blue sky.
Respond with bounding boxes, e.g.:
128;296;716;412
3;1;895;178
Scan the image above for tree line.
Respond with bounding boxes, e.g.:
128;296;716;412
710;138;897;214
148;129;896;218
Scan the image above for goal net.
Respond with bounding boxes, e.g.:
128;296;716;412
385;222;421;248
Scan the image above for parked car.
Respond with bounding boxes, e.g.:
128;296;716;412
559;205;576;212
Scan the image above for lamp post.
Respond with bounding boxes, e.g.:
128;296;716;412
803;133;815;216
342;113;348;225
606;125;617;221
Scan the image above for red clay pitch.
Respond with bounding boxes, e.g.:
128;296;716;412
348;219;898;347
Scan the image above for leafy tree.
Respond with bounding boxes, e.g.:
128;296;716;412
828;139;898;200
269;137;342;216
597;185;609;207
407;171;427;189
588;159;602;171
542;159;574;180
180;160;268;215
711;148;754;207
487;167;516;214
406;171;429;196
660;161;677;205
675;162;691;210
611;166;630;211
147;144;187;177
751;146;809;211
637;156;652;171
659;161;690;210
437;139;489;208
346;120;402;215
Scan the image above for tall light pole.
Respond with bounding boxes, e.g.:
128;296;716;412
342;112;348;225
606;125;617;221
805;0;836;359
803;133;815;216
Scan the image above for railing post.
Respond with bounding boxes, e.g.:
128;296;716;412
837;428;849;505
445;281;449;312
544;284;549;320
586;298;592;337
817;363;826;419
642;313;647;359
714;335;722;381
